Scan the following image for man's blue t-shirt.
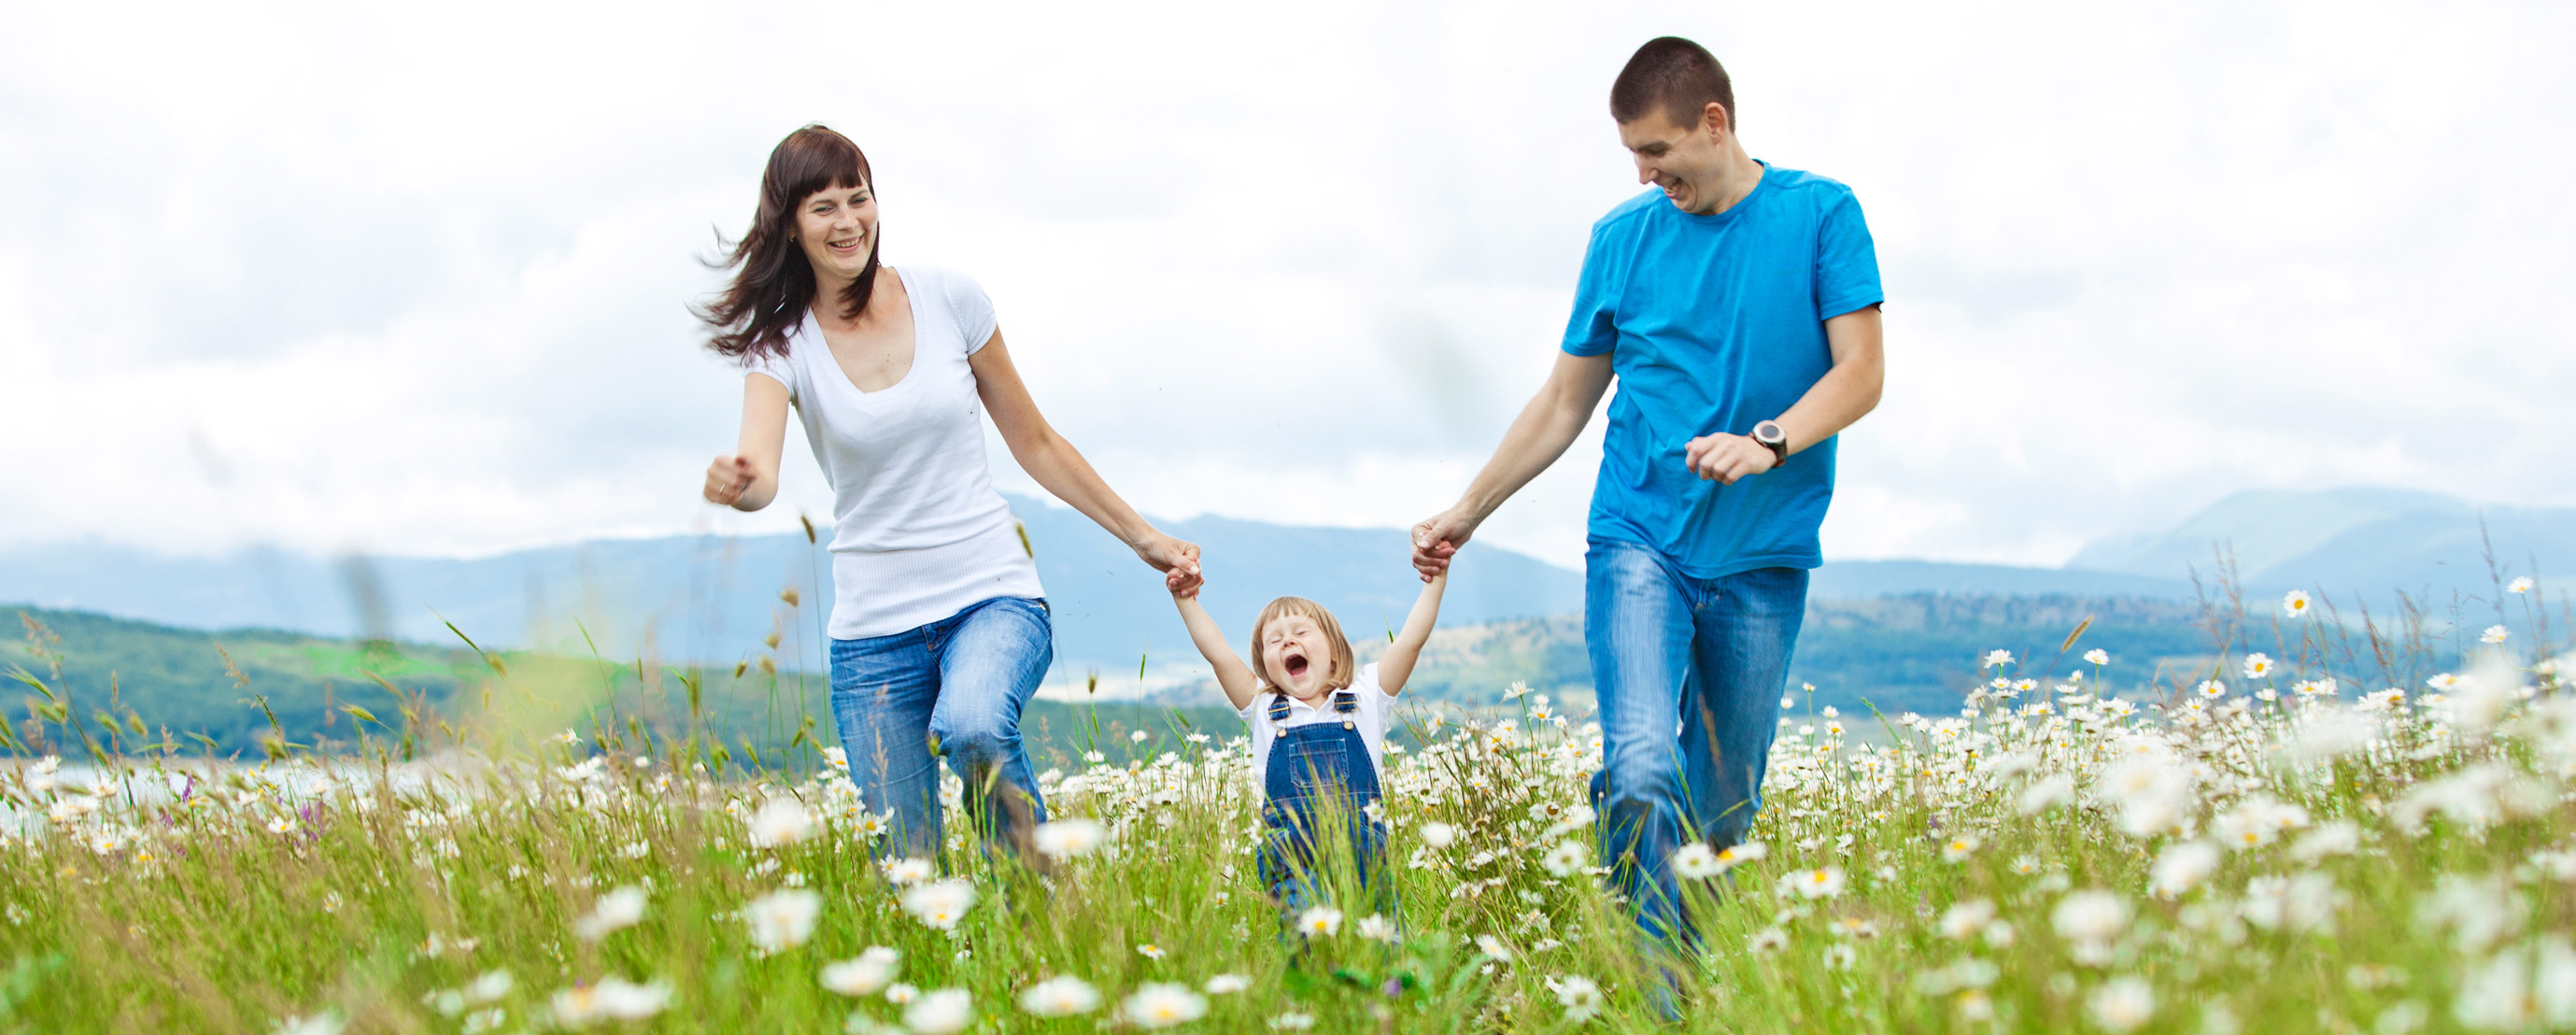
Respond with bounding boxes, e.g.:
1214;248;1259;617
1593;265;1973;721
1563;163;1881;579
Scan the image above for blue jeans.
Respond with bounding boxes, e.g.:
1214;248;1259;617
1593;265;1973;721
829;596;1052;859
1585;539;1807;943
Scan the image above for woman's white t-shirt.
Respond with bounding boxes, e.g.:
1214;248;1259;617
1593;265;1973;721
1238;662;1397;789
743;266;1044;641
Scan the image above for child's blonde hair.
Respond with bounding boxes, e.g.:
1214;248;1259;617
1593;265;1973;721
1248;596;1357;693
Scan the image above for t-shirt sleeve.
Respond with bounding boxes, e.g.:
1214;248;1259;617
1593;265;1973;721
1358;661;1396;700
1814;190;1884;321
1559;223;1623;357
743;347;796;404
941;270;1001;355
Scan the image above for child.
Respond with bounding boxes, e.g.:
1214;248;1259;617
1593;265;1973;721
1173;570;1448;913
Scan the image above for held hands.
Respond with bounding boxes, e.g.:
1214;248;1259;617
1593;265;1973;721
703;455;758;507
1409;507;1477;583
1684;432;1777;485
1136;533;1204;597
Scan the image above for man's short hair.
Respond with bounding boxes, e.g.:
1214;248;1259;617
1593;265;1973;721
1610;36;1735;132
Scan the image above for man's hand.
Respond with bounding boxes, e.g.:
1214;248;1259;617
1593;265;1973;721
703;455;757;506
1135;533;1204;596
1410;508;1478;583
1684;432;1777;485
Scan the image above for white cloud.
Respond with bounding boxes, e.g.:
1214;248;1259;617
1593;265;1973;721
3;0;2570;570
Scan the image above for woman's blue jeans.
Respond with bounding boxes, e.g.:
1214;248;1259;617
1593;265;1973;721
828;596;1053;859
1584;539;1807;944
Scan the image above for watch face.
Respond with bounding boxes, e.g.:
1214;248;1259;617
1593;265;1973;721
1753;420;1785;445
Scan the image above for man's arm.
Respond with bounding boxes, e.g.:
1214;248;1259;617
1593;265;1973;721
1682;305;1884;485
1409;351;1617;580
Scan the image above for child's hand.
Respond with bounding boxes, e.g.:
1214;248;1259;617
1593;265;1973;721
1135;533;1203;596
1168;566;1201;601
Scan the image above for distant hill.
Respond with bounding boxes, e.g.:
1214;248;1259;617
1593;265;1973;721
5;484;2555;684
2067;487;2573;609
1811;560;2194;600
1328;591;2222;720
0;607;480;757
6;591;2232;760
1003;499;1582;681
0;605;1233;767
0;496;1581;680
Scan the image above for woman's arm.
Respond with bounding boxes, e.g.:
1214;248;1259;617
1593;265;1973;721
970;328;1202;594
1376;573;1449;696
1174;593;1260;711
705;374;792;511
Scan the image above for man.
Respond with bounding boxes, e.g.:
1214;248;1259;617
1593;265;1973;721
1409;36;1884;943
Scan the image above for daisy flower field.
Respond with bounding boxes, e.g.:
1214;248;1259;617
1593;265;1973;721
2;588;2572;1033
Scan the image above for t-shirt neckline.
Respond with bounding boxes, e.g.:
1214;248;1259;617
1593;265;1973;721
1674;160;1773;225
808;266;923;399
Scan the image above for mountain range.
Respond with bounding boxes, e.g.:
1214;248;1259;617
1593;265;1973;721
1;487;2560;685
2068;487;2571;605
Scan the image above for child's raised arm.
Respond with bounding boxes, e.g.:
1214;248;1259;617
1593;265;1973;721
1173;592;1262;712
1377;572;1448;696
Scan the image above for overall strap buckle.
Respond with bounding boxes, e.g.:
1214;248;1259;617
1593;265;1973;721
1266;694;1292;723
1330;689;1358;715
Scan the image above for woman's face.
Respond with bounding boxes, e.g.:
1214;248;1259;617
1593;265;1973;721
793;179;876;285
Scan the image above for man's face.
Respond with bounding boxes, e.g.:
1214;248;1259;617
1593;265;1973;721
1618;105;1725;215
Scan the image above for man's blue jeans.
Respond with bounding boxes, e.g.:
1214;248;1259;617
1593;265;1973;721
829;596;1053;859
1585;539;1807;943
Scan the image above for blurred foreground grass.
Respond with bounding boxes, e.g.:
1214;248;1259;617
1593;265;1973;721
2;590;2575;1033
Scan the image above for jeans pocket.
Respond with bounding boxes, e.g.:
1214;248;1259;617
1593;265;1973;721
1286;742;1352;796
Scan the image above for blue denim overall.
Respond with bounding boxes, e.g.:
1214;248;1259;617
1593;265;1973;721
1254;689;1391;913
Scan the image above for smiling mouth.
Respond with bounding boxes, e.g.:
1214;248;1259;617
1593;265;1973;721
1283;651;1309;680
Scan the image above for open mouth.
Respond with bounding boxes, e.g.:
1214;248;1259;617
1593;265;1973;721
1283;650;1309;680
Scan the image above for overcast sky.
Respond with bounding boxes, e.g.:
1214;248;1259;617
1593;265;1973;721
4;0;2570;572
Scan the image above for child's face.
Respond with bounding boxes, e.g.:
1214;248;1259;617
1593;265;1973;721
1259;612;1334;702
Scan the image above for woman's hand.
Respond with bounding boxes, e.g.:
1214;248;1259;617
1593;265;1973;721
703;455;758;507
712;375;790;512
1134;533;1203;596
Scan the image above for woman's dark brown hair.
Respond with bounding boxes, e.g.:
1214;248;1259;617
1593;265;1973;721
697;124;878;361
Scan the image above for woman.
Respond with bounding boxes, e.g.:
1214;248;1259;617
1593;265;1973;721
698;124;1199;859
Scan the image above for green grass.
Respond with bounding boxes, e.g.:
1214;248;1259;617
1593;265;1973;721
2;603;2573;1033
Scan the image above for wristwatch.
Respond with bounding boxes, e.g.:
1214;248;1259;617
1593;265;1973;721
1751;420;1789;468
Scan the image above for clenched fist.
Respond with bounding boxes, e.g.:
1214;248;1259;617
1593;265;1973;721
1683;433;1776;485
704;455;758;507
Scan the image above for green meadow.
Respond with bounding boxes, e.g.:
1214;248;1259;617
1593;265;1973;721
2;587;2571;1034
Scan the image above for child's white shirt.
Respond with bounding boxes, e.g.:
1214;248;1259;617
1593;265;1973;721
1238;662;1397;789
